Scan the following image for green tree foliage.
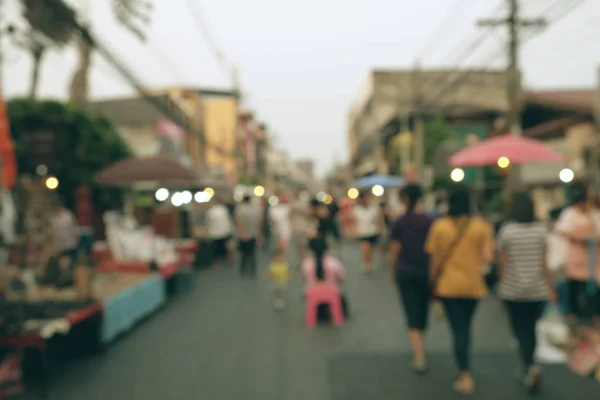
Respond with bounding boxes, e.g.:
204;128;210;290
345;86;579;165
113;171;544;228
21;0;77;99
238;173;260;186
7;99;132;209
423;116;458;165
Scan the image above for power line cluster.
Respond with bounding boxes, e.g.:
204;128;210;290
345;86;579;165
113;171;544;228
41;0;237;160
408;0;588;115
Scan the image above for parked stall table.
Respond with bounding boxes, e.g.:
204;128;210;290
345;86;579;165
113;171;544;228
97;260;192;295
0;272;166;399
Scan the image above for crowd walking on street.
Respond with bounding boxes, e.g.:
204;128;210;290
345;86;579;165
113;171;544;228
189;179;600;397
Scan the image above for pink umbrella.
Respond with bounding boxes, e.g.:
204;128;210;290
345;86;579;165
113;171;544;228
449;134;565;167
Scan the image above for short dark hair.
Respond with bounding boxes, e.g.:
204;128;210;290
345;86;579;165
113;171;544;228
447;184;471;217
549;206;563;222
400;184;423;212
310;198;320;207
569;181;588;205
509;192;535;223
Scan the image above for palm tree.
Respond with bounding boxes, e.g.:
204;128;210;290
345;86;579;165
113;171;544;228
21;0;76;99
69;0;152;107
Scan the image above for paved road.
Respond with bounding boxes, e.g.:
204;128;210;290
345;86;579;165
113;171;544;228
23;242;591;399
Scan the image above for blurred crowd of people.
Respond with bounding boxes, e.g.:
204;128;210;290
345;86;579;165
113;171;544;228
189;180;600;396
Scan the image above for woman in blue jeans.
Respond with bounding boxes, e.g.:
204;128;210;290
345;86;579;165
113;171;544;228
426;185;494;395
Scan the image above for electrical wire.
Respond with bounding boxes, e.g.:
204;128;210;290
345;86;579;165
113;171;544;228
45;0;236;158
183;0;231;82
418;0;477;63
404;0;506;103
147;42;187;84
418;0;588;113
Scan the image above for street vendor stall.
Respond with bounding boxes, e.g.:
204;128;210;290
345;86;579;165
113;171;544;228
0;269;166;399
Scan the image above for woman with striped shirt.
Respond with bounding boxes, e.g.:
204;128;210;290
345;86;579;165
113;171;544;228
497;192;557;394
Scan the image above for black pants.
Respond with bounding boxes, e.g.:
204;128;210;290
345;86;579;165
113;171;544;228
567;279;600;319
329;219;340;241
397;272;430;331
210;236;231;262
504;300;546;368
440;298;479;372
239;239;257;277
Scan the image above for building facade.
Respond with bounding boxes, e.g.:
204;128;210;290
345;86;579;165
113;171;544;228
347;69;508;178
90;87;240;181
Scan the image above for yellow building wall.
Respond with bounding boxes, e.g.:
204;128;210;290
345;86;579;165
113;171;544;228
202;97;238;178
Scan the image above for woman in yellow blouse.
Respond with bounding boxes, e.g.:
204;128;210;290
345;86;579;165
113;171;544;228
425;185;493;395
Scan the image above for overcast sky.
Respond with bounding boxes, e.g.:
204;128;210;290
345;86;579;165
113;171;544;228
2;0;599;175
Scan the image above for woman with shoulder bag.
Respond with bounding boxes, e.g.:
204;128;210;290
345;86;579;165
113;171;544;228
425;185;494;395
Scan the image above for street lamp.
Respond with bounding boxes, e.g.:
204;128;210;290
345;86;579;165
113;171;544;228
155;188;169;201
45;176;59;190
559;168;574;183
254;185;265;197
497;157;510;169
204;187;215;197
372;185;384;197
450;168;465;182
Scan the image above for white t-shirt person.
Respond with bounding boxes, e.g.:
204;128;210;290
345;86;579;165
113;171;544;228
205;203;233;240
353;203;381;239
270;203;291;243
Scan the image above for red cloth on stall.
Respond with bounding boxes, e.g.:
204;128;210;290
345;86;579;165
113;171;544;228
0;93;17;188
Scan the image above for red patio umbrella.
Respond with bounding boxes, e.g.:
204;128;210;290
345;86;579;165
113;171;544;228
449;134;565;167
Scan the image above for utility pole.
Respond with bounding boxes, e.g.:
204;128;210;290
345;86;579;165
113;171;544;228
479;0;546;194
478;0;546;136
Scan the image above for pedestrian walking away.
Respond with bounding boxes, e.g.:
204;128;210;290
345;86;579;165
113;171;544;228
389;183;434;374
554;181;600;326
235;195;261;277
326;197;341;249
205;198;234;266
270;194;292;252
260;197;273;253
353;193;385;273
426;185;494;395
497;192;557;394
290;191;310;267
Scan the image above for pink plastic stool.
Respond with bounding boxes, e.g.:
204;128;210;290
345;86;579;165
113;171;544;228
305;283;344;328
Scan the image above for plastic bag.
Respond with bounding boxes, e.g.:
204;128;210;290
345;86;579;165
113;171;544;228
541;303;569;346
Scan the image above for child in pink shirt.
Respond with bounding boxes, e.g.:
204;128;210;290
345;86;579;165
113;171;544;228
301;241;345;288
302;237;348;320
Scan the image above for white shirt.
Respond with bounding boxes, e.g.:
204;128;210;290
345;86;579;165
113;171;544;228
206;204;232;239
546;232;565;274
353;204;381;237
270;203;291;240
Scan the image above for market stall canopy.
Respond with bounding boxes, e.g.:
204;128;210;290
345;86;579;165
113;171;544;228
95;156;198;186
449;134;565;167
353;175;405;189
